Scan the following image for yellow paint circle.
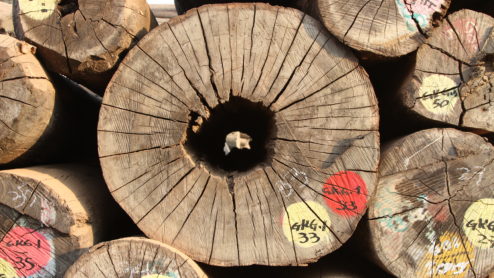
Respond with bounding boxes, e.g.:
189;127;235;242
417;231;474;278
419;75;459;115
142;272;178;278
463;198;494;249
18;0;57;21
282;201;332;248
0;258;17;277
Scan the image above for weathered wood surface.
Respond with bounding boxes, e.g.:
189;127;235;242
296;0;450;57
0;35;101;167
0;164;111;277
367;128;494;278
0;2;13;34
399;10;494;132
0;35;55;165
173;0;294;15
65;237;207;277
12;0;157;94
98;3;379;266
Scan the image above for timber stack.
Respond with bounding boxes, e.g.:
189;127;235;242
0;0;492;277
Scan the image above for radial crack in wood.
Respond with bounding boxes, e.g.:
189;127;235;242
12;0;158;94
98;3;380;266
367;128;494;278
64;237;207;278
399;9;494;132
295;0;450;58
0;164;114;277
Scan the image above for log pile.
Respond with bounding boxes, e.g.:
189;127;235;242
0;0;493;277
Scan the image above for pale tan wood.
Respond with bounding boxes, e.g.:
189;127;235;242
12;0;157;94
0;2;13;34
297;0;450;57
0;35;55;165
399;9;494;132
65;237;207;278
0;164;111;277
98;3;379;266
173;0;294;15
367;128;494;278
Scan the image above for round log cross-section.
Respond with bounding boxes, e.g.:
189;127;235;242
296;0;450;57
12;0;157;94
367;128;494;277
399;10;494;132
65;237;207;277
0;35;55;165
98;3;380;266
0;164;112;277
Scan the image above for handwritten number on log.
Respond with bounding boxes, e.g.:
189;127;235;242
298;232;320;244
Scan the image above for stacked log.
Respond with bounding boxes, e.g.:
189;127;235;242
97;3;380;266
12;0;158;94
65;237;207;277
295;0;451;58
367;128;494;277
150;4;178;24
0;164;113;277
0;35;99;168
398;9;494;132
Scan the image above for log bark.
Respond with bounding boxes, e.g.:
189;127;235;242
0;35;100;167
0;164;112;277
98;3;380;266
0;2;13;35
65;237;207;277
398;10;494;132
296;0;450;58
367;128;494;278
12;0;157;94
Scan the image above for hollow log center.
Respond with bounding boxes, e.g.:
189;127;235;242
185;97;276;174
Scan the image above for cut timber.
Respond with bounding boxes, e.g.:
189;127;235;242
0;2;13;34
0;35;54;165
367;128;494;278
12;0;157;94
174;0;293;15
296;0;450;57
98;3;380;266
0;35;100;167
65;237;207;277
399;10;494;132
0;164;112;277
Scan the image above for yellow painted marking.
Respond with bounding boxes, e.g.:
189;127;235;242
463;198;494;249
19;0;57;21
417;231;474;277
419;74;459;115
0;258;17;277
282;201;331;248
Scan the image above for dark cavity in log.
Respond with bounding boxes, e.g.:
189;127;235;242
57;0;79;18
185;96;276;174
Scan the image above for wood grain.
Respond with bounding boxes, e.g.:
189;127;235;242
65;237;207;277
12;0;157;94
368;128;494;277
399;9;494;132
98;3;380;266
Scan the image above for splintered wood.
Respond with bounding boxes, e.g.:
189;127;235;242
0;164;111;277
98;3;379;266
399;10;494;132
367;128;494;278
0;35;55;165
296;0;450;57
65;237;207;277
12;0;157;93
